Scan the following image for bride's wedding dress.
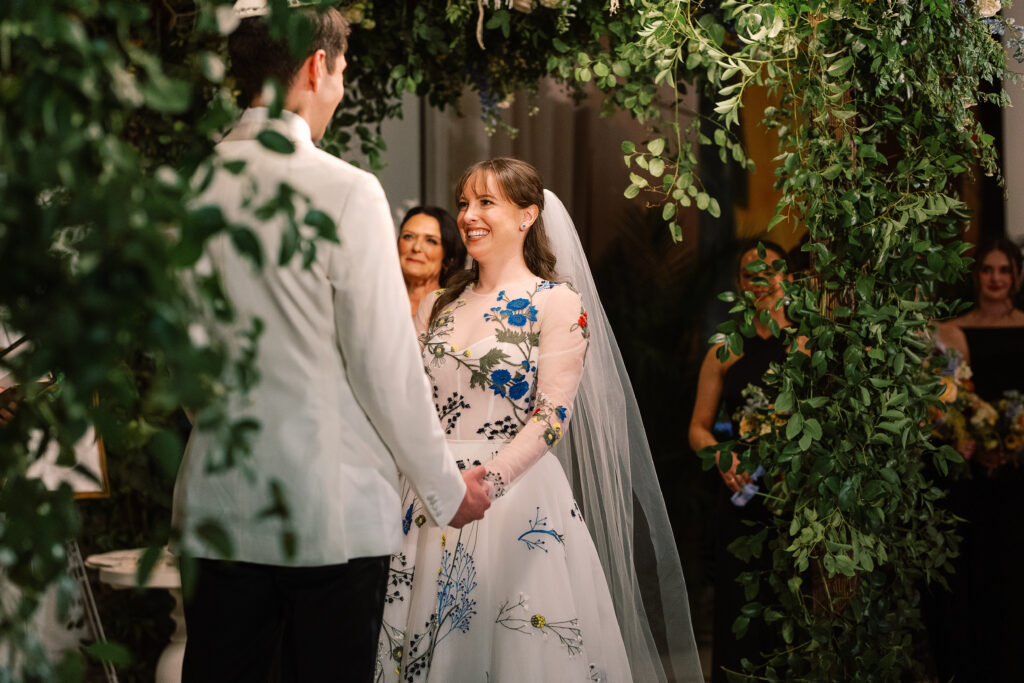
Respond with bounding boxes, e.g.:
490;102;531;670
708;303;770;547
377;276;629;682
376;191;703;683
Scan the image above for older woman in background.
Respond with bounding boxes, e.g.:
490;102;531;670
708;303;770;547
397;206;467;315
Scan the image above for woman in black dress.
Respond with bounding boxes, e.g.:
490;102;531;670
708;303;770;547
934;238;1024;682
689;241;793;683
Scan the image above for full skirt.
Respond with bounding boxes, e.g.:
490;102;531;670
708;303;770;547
375;441;631;682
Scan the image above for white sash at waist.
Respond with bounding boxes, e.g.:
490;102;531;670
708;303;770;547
447;439;510;469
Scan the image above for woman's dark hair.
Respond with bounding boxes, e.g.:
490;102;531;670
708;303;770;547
229;9;350;106
430;158;556;326
399;206;467;286
973;237;1024;298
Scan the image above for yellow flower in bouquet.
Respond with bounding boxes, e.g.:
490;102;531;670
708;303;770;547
1005;433;1022;452
738;414;772;441
939;375;958;403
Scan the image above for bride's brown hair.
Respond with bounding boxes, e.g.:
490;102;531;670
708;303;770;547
430;158;558;325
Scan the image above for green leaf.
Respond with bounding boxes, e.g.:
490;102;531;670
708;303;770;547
786;412;804;439
196;519;234;559
708;197;721;218
304;209;338;242
647;137;666;156
140;74;191;114
775;389;795;413
495;329;526;344
231;227;264;269
135;544;164;587
84;641;133;667
621;140;636;154
257;129;296;155
838;478;857;511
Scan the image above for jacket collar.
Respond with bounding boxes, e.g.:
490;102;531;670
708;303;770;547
224;107;314;147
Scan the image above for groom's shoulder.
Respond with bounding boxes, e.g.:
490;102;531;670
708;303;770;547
305;148;384;195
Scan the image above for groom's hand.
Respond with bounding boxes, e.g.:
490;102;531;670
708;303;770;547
448;465;491;528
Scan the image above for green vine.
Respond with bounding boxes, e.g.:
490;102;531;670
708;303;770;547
1;0;1018;679
672;0;1020;679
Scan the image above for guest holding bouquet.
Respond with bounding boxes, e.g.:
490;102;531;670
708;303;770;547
928;238;1024;682
689;240;793;683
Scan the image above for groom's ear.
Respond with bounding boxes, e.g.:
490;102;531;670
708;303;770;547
301;49;328;93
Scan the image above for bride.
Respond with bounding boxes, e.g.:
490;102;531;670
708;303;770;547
376;158;702;682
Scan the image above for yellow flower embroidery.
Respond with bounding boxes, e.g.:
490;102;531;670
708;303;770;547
440;533;446;548
530;614;546;628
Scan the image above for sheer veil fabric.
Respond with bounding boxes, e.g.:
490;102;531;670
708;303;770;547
543;190;703;683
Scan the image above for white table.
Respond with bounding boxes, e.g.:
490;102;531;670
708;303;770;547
85;548;185;683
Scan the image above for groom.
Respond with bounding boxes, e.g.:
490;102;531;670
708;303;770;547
172;5;490;682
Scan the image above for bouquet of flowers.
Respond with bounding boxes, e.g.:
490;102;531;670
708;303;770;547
981;390;1024;469
927;346;1005;473
733;384;785;443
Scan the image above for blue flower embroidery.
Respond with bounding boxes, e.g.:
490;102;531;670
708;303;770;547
490;368;511;396
402;503;414;535
506;305;538;327
506;298;530;311
556;406;567;420
508;379;530;400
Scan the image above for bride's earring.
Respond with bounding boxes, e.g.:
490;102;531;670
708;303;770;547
520;223;528;231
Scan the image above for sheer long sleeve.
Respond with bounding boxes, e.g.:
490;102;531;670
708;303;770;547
483;285;589;498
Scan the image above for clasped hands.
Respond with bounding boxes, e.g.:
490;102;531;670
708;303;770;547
449;465;491;528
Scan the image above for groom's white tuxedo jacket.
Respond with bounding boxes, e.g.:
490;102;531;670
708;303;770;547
172;108;466;566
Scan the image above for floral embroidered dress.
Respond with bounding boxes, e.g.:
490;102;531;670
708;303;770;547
375;278;631;683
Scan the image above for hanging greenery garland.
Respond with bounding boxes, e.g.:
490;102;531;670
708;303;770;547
0;0;1019;680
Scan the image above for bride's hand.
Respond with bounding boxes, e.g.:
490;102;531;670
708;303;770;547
449;465;491;528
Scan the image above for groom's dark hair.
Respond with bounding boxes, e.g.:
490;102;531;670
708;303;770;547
229;8;350;106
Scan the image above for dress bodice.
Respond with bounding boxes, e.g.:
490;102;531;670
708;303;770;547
721;333;787;428
414;278;589;498
961;326;1024;401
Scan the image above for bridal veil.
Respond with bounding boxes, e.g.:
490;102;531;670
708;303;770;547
543;190;703;683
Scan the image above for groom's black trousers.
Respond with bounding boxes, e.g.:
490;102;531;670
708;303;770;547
181;555;389;683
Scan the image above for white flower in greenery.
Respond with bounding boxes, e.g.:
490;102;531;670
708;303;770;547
978;0;1001;17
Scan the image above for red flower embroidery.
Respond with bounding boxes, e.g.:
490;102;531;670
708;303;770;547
578;312;588;327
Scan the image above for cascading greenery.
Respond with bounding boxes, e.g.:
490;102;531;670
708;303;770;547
637;1;1017;680
1;0;1017;680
